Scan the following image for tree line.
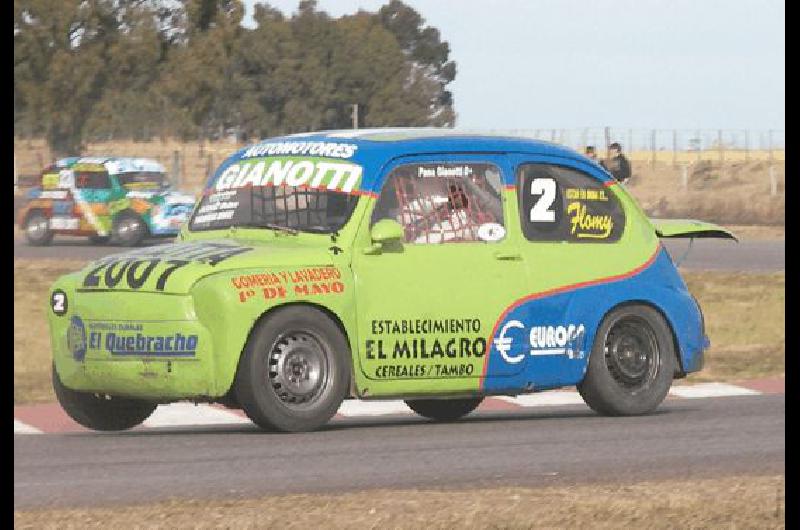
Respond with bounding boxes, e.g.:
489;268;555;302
14;0;457;155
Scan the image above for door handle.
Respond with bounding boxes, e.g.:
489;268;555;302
493;251;523;261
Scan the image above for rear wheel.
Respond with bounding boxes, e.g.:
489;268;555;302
234;307;350;432
578;305;675;416
112;213;147;246
24;211;53;246
405;397;483;421
52;365;157;431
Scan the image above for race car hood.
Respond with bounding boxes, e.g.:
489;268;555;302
650;219;738;241
75;237;337;294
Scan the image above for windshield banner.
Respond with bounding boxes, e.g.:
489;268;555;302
211;156;363;194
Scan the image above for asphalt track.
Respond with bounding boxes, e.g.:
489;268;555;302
14;394;784;509
13;234;785;272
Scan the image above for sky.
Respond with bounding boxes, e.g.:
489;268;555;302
242;0;785;131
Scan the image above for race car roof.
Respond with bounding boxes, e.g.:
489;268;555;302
54;156;165;175
211;128;612;193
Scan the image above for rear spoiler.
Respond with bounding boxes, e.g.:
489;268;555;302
650;219;738;242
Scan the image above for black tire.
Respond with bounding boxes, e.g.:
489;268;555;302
23;211;53;246
405;397;483;421
234;306;350;432
578;305;676;416
52;364;157;431
112;213;147;246
88;234;111;245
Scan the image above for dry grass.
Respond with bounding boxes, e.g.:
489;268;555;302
683;271;785;382
14;474;785;529
14;259;87;404
626;159;785;225
13;258;784;404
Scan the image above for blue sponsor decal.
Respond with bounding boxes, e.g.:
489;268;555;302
85;322;199;358
67;316;87;361
482;247;706;392
104;332;198;357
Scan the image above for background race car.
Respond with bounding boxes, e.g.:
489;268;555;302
18;157;196;246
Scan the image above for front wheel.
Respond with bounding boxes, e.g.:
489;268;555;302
405;397;483;421
24;212;53;246
234;307;350;432
578;305;676;416
52;365;157;431
112;214;147;246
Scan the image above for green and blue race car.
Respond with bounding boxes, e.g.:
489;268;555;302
46;129;736;432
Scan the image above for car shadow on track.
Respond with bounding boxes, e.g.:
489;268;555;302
56;406;680;437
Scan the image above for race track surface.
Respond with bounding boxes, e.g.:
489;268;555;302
13;233;785;271
14;394;784;509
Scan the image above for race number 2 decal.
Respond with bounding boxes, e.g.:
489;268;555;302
529;177;556;222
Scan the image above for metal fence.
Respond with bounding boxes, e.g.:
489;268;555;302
484;127;785;164
14;128;786;194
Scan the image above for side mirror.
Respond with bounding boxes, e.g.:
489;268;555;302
364;219;404;254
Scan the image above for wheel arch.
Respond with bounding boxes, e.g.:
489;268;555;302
113;208;151;235
21;207;49;226
221;301;355;405
592;299;686;378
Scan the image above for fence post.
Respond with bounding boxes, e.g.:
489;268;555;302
768;130;774;163
718;129;724;163
695;129;702;163
769;165;777;196
650;129;657;168
172;150;181;190
681;164;689;190
672;130;678;168
550;129;556;142
744;130;750;162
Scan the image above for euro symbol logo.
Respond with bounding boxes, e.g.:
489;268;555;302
494;320;525;364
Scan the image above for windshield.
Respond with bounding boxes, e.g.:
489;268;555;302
189;156;364;233
117;171;169;191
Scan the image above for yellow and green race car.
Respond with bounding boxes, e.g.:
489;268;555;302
46;130;736;432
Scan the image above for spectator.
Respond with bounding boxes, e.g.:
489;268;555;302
584;145;599;161
604;142;632;183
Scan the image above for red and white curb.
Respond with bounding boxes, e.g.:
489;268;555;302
13;379;782;435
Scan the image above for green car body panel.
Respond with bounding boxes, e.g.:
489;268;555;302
47;130;727;404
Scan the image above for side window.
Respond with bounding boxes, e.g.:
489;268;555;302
371;162;506;244
518;164;625;242
75;171;111;189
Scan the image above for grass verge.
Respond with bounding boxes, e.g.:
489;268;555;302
14;474;785;529
14;259;87;404
14;260;784;404
682;271;784;382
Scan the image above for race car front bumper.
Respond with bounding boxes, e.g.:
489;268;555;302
49;290;217;400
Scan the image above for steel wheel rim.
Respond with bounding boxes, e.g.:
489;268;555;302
118;218;141;237
267;330;331;410
604;316;660;392
27;216;48;238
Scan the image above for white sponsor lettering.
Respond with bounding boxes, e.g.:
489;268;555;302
495;321;587;363
493;320;526;364
39;190;68;199
215;160;362;193
242;142;358;159
529;324;586;358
